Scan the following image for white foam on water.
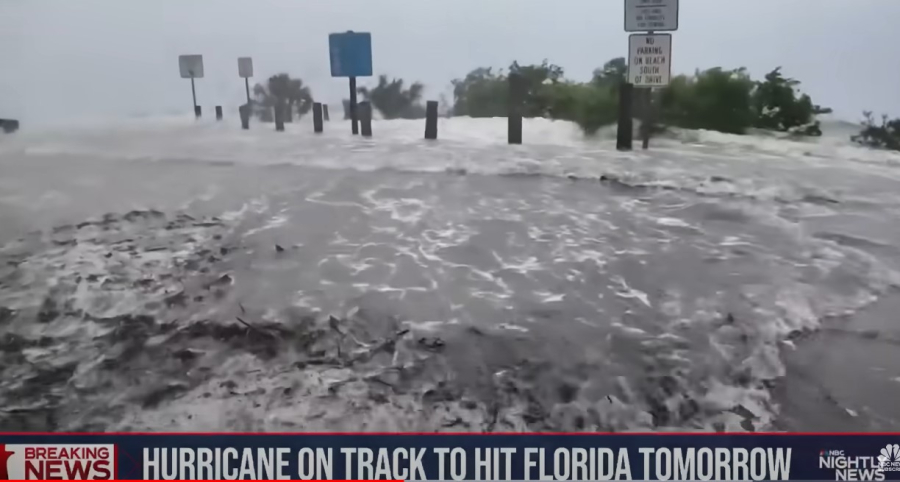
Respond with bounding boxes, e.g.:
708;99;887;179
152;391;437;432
3;114;900;432
5;115;899;207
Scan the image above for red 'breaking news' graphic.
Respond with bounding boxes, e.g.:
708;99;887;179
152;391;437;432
0;444;116;480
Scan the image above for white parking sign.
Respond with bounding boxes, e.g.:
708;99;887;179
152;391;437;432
628;34;672;87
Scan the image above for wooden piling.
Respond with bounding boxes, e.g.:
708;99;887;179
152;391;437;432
359;101;372;137
425;101;438;140
274;104;285;132
239;104;250;130
313;103;324;133
616;83;634;151
507;73;523;145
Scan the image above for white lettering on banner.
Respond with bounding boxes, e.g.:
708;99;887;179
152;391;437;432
474;447;517;479
821;452;887;481
136;446;798;481
3;445;114;480
628;34;672;87
640;447;792;481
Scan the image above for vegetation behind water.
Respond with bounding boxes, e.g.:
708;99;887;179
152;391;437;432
249;59;900;151
451;58;831;137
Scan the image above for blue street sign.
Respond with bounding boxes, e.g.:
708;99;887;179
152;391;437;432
328;31;373;77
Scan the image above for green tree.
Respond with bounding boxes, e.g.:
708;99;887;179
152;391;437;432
451;60;565;118
252;74;313;122
451;67;508;117
751;67;830;136
509;60;565;117
446;58;830;139
659;67;757;134
592;57;628;87
545;81;618;134
357;75;427;119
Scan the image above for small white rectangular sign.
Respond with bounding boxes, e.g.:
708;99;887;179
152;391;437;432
625;0;679;32
628;33;672;87
178;54;204;79
238;57;253;78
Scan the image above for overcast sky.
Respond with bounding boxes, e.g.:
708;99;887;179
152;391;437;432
2;0;899;125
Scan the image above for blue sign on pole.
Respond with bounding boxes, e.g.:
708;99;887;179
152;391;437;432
328;31;373;77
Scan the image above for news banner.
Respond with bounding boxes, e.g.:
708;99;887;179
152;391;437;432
1;433;899;480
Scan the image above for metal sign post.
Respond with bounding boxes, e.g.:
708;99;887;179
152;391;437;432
238;57;254;104
191;78;197;113
329;31;373;135
623;0;678;150
349;77;358;135
628;33;671;149
178;55;204;118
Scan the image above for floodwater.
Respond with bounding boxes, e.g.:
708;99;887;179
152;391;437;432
0;115;899;432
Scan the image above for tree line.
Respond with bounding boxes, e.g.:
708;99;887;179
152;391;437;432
450;58;832;137
248;60;900;151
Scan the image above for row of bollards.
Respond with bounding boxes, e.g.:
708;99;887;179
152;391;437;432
211;82;650;148
255;98;443;141
194;105;223;120
235;102;336;133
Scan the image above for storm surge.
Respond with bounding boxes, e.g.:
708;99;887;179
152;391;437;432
1;115;899;433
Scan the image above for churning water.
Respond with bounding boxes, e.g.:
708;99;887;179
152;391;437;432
1;115;899;432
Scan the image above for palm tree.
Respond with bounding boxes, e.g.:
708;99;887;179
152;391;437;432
252;74;313;122
357;75;426;119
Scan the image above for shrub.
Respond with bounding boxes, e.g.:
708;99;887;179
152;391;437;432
852;111;900;151
659;68;756;134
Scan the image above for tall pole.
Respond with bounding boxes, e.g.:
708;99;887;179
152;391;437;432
349;76;358;135
245;78;251;104
641;30;655;150
191;78;197;110
616;82;634;151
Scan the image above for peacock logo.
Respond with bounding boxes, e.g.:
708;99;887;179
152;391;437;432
878;444;900;471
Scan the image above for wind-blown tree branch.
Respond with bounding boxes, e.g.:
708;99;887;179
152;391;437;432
252;74;313;122
357;75;426;119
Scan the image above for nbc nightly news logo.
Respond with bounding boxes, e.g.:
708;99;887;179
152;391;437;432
0;444;114;480
818;447;900;481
